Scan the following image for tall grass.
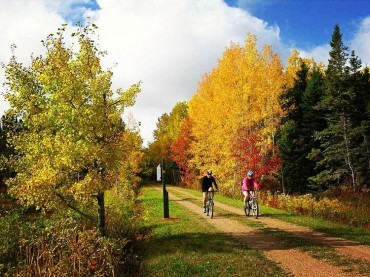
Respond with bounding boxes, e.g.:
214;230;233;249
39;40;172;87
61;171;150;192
0;188;143;276
15;227;123;276
259;187;370;229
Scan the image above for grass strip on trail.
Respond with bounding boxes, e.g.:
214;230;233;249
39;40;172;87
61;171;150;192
137;185;288;277
168;186;370;245
167;186;370;275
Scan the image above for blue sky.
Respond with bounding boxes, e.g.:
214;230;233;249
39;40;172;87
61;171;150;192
1;0;369;145
70;0;370;49
226;0;370;48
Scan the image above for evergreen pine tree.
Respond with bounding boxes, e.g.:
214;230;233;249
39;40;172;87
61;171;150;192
302;68;326;190
309;25;369;190
278;63;326;193
347;53;370;186
278;62;309;193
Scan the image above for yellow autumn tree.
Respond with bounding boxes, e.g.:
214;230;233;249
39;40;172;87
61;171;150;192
285;48;324;89
151;102;188;156
188;34;285;193
113;127;143;199
3;23;141;235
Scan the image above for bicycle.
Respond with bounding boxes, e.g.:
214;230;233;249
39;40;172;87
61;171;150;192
244;190;259;219
205;188;216;218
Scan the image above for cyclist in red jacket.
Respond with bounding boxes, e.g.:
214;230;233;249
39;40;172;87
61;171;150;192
241;170;259;207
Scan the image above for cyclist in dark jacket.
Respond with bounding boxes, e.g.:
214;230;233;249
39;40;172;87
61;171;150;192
201;169;218;212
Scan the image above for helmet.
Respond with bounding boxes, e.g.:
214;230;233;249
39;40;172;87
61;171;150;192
206;169;212;175
247;170;254;177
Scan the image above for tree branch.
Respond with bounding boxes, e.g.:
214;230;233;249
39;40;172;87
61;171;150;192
55;192;95;222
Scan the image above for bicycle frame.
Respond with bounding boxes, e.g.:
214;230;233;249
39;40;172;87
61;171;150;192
244;190;259;219
205;190;215;218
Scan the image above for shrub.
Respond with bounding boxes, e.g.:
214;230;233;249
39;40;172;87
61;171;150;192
259;189;370;229
0;190;143;276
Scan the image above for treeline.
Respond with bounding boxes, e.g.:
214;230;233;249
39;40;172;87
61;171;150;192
0;115;19;191
147;25;370;194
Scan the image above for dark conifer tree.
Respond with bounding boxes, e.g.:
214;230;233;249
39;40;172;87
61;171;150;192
309;25;369;190
347;53;370;186
302;68;326;190
278;63;326;193
0;114;19;192
278;62;309;193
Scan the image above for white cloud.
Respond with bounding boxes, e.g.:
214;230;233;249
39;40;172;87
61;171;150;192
0;0;298;147
0;1;64;61
0;0;64;120
298;45;331;65
2;1;369;147
350;16;370;66
92;0;286;145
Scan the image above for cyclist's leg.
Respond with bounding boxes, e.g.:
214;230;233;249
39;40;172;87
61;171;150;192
242;190;248;206
246;190;251;202
202;191;207;212
208;187;214;199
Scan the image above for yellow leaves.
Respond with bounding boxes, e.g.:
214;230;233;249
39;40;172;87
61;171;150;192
4;23;143;211
148;102;188;166
116;81;141;109
188;33;285;188
7;161;59;209
285;48;324;89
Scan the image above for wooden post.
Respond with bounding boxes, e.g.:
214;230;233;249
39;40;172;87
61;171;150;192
162;158;169;218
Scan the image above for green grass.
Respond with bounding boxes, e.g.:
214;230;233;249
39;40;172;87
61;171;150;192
165;186;370;275
167;185;370;245
137;185;289;276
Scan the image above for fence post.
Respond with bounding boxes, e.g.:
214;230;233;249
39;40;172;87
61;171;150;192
162;158;169;218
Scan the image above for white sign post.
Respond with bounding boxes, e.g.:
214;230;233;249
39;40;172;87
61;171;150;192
156;164;161;182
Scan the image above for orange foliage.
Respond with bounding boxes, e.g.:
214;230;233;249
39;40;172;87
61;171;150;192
188;34;285;190
170;116;193;184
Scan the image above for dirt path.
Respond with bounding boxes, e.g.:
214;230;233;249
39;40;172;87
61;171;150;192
168;186;370;263
157;186;370;277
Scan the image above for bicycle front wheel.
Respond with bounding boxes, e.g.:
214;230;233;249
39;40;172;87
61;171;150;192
244;202;251;216
209;200;214;218
252;199;259;219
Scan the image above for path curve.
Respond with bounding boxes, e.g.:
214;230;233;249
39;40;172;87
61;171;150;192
157;186;369;277
168;186;370;263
